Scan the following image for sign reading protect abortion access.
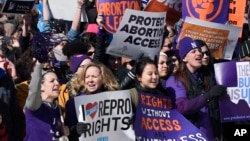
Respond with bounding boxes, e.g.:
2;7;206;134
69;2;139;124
106;9;165;60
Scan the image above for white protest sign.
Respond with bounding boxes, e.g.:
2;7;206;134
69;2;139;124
229;61;250;105
106;9;166;60
214;61;250;122
48;0;88;21
181;17;241;60
74;90;135;141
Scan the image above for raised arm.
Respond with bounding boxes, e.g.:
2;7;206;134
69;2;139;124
25;62;43;110
43;0;50;21
71;0;85;31
67;0;86;41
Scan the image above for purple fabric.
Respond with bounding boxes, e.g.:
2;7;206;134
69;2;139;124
165;75;215;140
179;37;201;60
65;93;87;129
214;61;250;122
70;54;90;73
134;91;208;140
0;68;6;79
166;76;207;114
181;0;230;24
24;103;62;141
214;61;237;87
96;0;141;34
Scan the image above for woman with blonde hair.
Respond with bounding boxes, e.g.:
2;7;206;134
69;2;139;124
64;62;120;141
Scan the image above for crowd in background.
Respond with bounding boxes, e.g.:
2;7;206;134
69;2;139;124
0;0;250;141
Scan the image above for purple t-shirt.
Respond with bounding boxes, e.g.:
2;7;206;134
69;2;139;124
166;75;216;141
24;103;63;141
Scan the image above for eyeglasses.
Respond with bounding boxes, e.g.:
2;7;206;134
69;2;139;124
42;67;54;71
87;51;94;56
168;58;178;64
171;58;178;63
202;51;210;57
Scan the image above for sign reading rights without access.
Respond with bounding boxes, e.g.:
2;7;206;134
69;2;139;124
134;92;208;140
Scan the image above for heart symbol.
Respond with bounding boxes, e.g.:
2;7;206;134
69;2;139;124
86;102;98;119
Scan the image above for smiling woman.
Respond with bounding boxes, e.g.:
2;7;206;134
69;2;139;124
64;62;120;141
129;57;176;140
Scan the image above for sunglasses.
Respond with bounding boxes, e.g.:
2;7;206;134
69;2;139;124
87;51;94;56
171;58;177;63
163;43;172;48
42;67;54;71
168;58;178;64
202;51;210;56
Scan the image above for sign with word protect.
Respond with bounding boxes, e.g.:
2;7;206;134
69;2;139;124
214;61;250;122
106;9;166;60
74;90;135;141
179;17;240;60
134;92;208;140
1;0;35;14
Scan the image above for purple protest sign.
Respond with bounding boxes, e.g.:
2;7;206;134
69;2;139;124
214;61;250;122
134;92;208;140
96;0;141;34
181;0;230;24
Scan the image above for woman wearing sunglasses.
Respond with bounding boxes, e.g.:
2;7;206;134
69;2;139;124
166;37;227;141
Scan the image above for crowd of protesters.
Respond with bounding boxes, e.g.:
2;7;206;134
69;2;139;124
0;0;250;141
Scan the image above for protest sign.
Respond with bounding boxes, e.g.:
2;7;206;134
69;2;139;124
96;0;141;34
214;61;250;122
228;0;246;37
134;92;208;140
179;17;241;60
144;0;182;27
182;0;230;24
74;90;135;141
106;9;166;60
1;0;35;14
48;0;88;22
